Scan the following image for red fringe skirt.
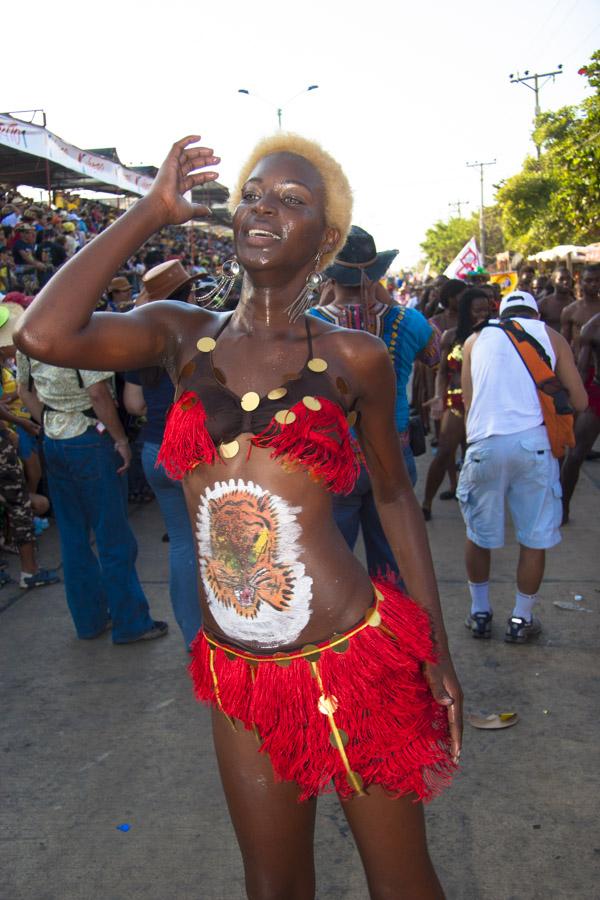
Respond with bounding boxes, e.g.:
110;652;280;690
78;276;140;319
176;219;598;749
189;579;457;803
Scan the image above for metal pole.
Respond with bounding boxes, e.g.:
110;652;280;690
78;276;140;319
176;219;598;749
466;160;496;266
509;67;562;158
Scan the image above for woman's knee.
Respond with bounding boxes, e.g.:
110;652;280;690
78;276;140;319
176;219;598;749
245;869;315;900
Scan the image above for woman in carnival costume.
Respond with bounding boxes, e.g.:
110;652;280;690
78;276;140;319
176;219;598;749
15;133;462;898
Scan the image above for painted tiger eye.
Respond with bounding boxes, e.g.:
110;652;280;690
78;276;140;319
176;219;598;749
267;387;287;400
336;376;349;394
346;410;358;427
213;367;227;385
219;440;240;459
275;409;296;425
196;336;216;352
302;396;322;412
240;391;260;412
307;357;328;373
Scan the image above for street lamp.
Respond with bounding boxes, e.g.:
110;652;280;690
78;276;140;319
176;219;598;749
238;85;319;129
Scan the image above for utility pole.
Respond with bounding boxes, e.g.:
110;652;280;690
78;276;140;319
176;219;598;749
466;160;496;265
509;66;563;158
448;199;469;218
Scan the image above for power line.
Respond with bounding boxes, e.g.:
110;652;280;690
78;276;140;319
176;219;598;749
509;67;563;157
466;161;496;263
448;200;470;218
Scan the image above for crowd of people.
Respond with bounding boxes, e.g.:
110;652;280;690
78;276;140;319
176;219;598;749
1;135;599;896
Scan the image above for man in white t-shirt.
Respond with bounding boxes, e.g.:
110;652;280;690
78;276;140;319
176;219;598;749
457;291;587;643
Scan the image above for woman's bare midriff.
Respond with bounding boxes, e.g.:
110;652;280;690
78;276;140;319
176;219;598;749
182;438;374;652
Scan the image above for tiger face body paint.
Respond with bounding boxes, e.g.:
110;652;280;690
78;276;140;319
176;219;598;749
196;478;313;646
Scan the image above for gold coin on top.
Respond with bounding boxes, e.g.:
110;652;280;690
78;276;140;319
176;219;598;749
179;360;196;380
329;728;349;749
346;770;365;793
307;357;328;373
331;635;350;654
302;395;322;412
275;409;296;426
267;387;288;400
365;607;382;628
196;336;216;353
317;692;339;715
240;391;260;412
273;653;292;668
346;410;358;427
302;643;322;663
219;440;240;460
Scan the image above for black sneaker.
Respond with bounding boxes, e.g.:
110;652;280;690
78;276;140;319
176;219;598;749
504;616;542;644
114;621;169;644
465;611;493;639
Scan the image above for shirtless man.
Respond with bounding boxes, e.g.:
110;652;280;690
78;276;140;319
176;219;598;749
539;268;575;332
561;264;600;356
560;311;600;522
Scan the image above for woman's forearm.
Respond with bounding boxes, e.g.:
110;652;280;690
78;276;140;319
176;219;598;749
20;199;163;340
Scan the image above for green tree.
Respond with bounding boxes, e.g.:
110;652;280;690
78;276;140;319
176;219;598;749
496;50;600;254
420;207;504;271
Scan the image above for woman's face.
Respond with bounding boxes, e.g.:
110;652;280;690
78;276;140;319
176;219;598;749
470;295;490;324
233;152;329;277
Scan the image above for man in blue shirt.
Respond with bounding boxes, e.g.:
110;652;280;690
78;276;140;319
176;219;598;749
310;226;439;582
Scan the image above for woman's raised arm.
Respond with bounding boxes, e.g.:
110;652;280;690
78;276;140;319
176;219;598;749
14;137;220;372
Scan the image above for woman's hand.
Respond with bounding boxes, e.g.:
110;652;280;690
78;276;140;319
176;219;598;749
423;657;463;764
142;135;221;226
423;395;444;420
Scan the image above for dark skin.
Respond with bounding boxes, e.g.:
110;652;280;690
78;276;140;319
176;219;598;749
539;269;575;332
422;296;490;515
561;267;600;355
560;311;600;522
15;137;461;900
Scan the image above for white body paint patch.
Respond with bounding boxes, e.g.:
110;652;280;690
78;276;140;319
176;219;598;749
197;478;313;647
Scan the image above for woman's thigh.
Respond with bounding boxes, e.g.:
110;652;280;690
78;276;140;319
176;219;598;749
212;709;317;900
339;785;444;900
438;409;465;453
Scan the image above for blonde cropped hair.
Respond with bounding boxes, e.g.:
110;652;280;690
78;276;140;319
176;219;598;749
229;133;353;270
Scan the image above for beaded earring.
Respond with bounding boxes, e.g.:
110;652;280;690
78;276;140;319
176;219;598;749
194;258;241;309
285;253;324;323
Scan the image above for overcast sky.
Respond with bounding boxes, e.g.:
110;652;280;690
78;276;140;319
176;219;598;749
4;0;598;266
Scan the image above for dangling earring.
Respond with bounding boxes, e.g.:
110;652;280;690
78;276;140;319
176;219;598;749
194;258;241;309
285;254;323;323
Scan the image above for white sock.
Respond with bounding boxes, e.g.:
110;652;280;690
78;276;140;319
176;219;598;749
469;581;491;616
20;571;33;579
512;590;537;623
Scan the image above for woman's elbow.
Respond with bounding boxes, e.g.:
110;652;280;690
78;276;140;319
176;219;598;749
13;321;62;364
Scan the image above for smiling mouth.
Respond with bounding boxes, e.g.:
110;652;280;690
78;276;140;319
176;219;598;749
248;229;281;240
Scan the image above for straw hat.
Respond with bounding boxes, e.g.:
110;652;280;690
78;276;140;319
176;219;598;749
0;302;25;347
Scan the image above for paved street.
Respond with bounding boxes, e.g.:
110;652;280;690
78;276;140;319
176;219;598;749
2;453;599;900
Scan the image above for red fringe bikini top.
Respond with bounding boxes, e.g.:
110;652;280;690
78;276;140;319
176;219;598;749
157;314;361;494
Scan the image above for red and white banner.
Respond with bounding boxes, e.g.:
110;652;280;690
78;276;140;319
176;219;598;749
443;237;482;279
0;115;154;196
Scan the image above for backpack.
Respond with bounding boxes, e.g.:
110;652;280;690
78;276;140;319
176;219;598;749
488;319;575;459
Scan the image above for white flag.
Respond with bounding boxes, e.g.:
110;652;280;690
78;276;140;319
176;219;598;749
443;237;482;279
